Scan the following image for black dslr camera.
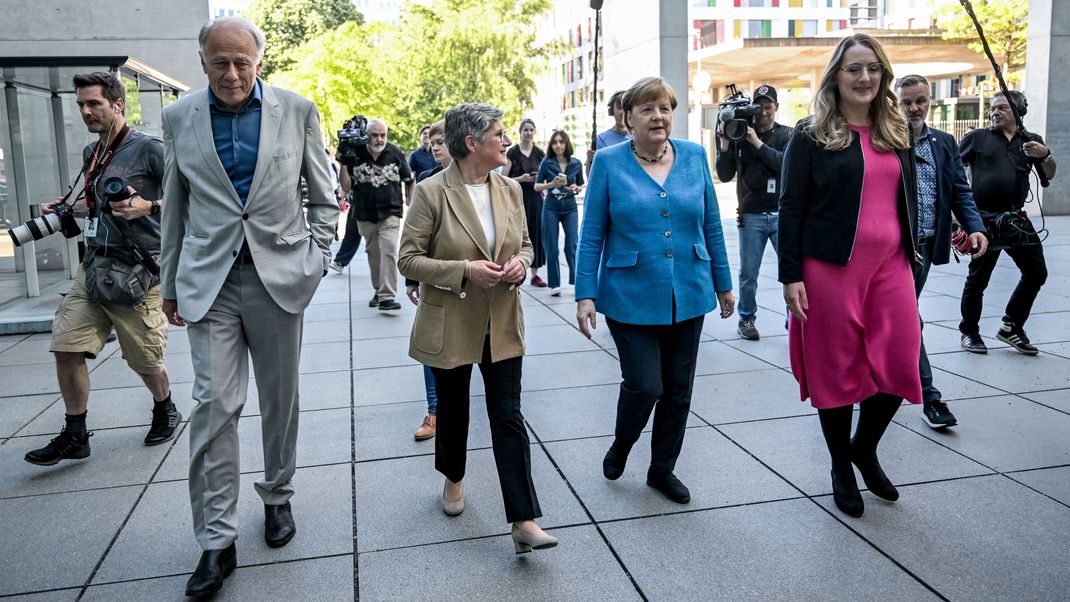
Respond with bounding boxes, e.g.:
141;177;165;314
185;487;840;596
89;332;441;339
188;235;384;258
717;84;763;141
8;200;81;247
337;115;370;166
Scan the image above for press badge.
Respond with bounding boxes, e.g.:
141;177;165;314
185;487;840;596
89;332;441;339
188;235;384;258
84;217;99;237
767;178;776;194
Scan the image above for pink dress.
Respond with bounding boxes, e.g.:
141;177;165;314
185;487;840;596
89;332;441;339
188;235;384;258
788;125;923;409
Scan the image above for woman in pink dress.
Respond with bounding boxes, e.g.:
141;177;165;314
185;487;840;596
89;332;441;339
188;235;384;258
779;34;922;518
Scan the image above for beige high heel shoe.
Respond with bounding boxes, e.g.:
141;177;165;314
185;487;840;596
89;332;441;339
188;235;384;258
511;523;559;554
441;479;464;516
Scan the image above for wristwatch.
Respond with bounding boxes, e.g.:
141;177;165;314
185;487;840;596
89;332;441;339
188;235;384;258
150;200;161;216
1042;151;1053;164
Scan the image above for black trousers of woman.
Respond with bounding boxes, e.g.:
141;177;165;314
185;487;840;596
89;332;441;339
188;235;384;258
430;338;540;523
605;315;704;474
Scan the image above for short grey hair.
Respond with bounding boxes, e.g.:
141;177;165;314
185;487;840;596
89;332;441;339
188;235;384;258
368;118;388;132
895;74;929;92
445;103;503;161
199;16;266;62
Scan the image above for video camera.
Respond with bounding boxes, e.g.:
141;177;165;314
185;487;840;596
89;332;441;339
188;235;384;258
337;115;370;166
717;84;763;142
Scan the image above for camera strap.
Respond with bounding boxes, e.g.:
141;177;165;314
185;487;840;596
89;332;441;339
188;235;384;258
85;124;131;212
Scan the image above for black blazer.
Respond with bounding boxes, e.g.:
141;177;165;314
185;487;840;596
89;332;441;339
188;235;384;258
778;118;918;284
923;126;985;266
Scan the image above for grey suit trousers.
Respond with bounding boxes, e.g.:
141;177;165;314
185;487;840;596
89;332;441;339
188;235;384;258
187;263;303;550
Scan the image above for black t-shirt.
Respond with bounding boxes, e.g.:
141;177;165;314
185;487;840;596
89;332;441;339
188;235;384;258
959;127;1039;212
714;122;793;214
348;142;412;222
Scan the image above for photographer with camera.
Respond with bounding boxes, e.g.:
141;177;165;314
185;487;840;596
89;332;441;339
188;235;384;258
714;85;793;341
23;72;178;467
958;90;1056;356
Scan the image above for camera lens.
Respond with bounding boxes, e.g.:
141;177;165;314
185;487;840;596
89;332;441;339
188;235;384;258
102;176;128;202
8;213;64;247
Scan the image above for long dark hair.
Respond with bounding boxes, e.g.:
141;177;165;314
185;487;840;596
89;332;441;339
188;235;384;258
549;129;574;161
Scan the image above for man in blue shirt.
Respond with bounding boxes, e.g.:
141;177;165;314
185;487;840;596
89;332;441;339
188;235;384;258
585;90;629;175
408;124;437;178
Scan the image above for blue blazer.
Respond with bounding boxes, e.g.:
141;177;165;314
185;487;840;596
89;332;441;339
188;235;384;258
576;139;733;325
924;126;986;265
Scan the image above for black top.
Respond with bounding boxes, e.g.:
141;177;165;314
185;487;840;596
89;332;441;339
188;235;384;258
959;127;1041;212
778;118;918;284
714;122;793;214
348;142;412;222
506;144;545;189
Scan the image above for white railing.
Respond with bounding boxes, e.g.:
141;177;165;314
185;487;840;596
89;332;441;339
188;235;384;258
928;119;983;142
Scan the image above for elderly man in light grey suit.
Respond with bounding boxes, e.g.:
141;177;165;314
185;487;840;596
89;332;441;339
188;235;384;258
159;16;338;598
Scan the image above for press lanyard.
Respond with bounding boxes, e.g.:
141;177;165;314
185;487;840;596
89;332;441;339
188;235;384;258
84;125;131;211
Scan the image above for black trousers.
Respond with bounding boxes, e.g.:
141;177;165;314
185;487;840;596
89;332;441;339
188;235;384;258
606;315;704;474
959;238;1047;335
430;338;540;523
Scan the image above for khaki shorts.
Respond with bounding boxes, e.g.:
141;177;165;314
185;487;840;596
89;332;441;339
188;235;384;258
50;266;168;374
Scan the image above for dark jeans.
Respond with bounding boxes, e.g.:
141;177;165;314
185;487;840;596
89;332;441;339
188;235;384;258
959;230;1047;335
333;210;361;266
606;315;704;474
913;237;941;403
541;200;578;289
429;338;540;523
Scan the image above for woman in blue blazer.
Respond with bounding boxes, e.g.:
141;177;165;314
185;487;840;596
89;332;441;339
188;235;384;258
576;77;735;504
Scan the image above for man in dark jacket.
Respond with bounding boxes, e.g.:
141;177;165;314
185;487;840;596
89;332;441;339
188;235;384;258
715;85;792;341
897;74;988;429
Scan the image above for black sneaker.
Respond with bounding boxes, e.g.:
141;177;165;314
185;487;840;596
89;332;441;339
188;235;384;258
960;333;988;354
996;323;1039;355
368;295;379;307
922;400;958;429
378;300;402;311
646;469;690;504
24;429;92;466
145;403;183;446
737;320;760;341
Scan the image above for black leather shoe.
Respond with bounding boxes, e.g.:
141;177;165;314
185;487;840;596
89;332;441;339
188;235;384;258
368;295;379;307
646;469;690;504
184;543;236;598
602;445;627;480
265;502;296;548
851;450;899;501
830;468;864;517
378;299;402;311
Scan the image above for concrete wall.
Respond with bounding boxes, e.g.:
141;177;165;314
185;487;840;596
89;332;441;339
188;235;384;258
0;1;210;89
1026;0;1067;214
601;0;690;138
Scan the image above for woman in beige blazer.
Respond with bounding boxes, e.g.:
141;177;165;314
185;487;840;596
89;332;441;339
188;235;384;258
398;103;558;554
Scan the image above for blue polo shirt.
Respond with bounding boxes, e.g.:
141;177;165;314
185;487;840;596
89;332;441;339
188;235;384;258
208;80;262;206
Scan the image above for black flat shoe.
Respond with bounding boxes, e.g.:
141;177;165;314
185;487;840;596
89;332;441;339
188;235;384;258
646;469;690;504
265;502;296;548
851;451;899;501
185;543;236;598
602;445;628;480
830;468;864;517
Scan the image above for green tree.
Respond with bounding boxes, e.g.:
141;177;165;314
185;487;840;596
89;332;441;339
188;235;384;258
245;0;364;77
935;0;1028;75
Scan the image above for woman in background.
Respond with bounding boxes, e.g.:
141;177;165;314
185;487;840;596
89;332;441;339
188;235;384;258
504;118;547;287
534;130;583;296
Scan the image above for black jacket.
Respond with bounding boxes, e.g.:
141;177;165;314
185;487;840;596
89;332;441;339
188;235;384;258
714;122;793;214
778;118;918;284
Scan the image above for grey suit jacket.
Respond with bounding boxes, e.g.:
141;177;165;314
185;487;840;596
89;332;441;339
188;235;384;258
159;82;339;322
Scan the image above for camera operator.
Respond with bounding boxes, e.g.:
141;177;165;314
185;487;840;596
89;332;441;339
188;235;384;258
714;85;793;341
24;72;178;467
958;90;1057;356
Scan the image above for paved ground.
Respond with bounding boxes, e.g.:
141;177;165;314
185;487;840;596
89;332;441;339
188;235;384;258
1;206;1068;601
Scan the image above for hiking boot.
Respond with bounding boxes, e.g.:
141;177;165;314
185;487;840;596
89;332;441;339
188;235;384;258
24;429;91;466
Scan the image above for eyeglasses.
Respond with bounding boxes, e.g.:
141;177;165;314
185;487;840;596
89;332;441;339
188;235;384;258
839;62;884;78
486;129;506;141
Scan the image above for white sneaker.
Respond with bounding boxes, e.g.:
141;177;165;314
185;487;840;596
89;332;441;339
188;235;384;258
550;287;561;297
328;261;344;273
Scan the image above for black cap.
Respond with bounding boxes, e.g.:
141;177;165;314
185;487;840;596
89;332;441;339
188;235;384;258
754;84;777;103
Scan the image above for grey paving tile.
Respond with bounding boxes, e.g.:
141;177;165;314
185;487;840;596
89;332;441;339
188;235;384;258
358;525;637;601
547;428;798;521
520;350;622;392
352;364;429;406
18;384;193;437
0;425;179;498
154;408;350;482
821;476;1070;600
929;346;1070;393
0;333;27;354
523;323;601;355
926;366;1005;401
1020;388;1070;414
247;369;352;415
0;393;58;438
690;369;813;424
350;335;416;370
354;398;493;462
921;322;980;354
354;446;588;552
3;590;79;601
975;311;1070;345
521;384;700;442
1035;340;1070;362
88;556;352;602
0;336;115;368
94;464;351;585
350;314;416;340
0;486;141;595
88;351;196;389
309;288;354;305
302;319;354;344
722;333;792;368
718;414;993;496
602;498;937;601
895;395;1070;472
695;340;776;375
522;303;570;327
298;341;351;373
0;362;65;396
1008;466;1070;507
165;327;192;354
303;301;351;323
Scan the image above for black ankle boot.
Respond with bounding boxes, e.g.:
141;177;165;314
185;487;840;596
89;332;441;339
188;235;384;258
830;467;864;517
185;543;236;597
602;443;629;480
852;393;901;502
851;449;899;501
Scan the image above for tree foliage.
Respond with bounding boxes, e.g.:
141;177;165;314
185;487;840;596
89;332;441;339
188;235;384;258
268;0;558;149
245;0;364;77
935;0;1028;75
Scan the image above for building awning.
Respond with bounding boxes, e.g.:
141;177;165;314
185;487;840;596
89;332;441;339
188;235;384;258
0;56;188;94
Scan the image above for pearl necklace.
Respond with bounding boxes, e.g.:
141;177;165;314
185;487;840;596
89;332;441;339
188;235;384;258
631;140;669;163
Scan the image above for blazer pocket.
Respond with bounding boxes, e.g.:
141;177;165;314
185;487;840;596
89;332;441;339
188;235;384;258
412;302;445;354
693;244;711;261
279;231;311;245
273;149;297;162
606;250;638;268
